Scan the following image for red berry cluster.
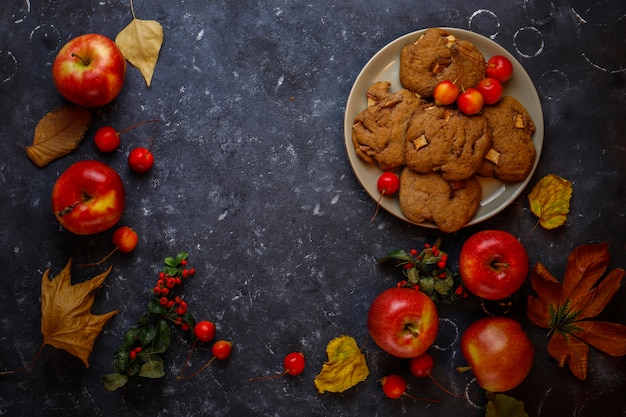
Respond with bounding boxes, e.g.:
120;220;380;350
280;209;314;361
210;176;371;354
380;240;466;303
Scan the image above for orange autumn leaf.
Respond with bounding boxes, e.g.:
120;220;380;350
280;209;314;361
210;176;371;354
25;106;92;167
526;242;626;380
41;259;119;367
528;174;572;229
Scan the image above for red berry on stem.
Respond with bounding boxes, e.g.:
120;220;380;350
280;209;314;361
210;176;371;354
456;87;484;115
194;320;216;343
409;353;435;378
433;80;460;105
112;226;139;253
476;77;503;105
283;352;305;376
371;172;400;221
381;374;407;399
94;126;121;152
128;145;155;173
211;340;233;361
486;55;513;83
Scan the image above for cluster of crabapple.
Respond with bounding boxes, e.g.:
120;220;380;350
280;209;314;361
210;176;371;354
433;55;513;115
94;119;158;173
381;352;464;402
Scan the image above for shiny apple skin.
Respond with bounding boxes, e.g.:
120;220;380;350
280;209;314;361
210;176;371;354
459;230;529;300
51;160;125;235
461;316;534;392
367;287;439;358
52;33;126;107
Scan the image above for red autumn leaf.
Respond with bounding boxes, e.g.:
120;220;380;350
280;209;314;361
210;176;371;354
526;242;626;380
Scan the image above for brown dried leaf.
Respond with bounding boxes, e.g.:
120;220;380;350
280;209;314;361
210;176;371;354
528;174;572;229
575;321;626;357
115;1;163;87
26;106;92;167
41;259;119;367
562;242;611;304
526;242;625;380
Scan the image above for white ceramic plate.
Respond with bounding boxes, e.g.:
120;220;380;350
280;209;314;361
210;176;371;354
344;28;544;229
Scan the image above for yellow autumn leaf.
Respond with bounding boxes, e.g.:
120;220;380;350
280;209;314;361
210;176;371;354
41;259;119;367
25;106;92;167
115;0;163;87
314;335;369;393
528;174;573;229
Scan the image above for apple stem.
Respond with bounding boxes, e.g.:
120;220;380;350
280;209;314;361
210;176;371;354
491;261;509;269
71;52;90;66
77;247;120;267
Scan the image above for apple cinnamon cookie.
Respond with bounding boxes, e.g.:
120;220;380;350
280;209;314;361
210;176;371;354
398;168;482;233
404;105;492;181
478;96;536;182
399;28;486;98
352;81;425;170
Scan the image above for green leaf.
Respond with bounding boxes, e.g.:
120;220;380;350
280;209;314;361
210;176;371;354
113;349;130;374
102;372;129;391
164;257;176;267
139;359;165;379
434;275;454;295
407;267;420;284
148;298;168;315
137;323;157;346
485;392;528;417
378;249;411;263
175;252;188;263
149;319;171;354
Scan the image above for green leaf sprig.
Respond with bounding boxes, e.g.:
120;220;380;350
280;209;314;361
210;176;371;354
378;239;465;303
102;252;197;391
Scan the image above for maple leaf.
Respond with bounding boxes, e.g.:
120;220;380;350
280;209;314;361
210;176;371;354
314;335;369;393
528;174;572;229
526;242;626;380
41;259;119;367
115;0;163;87
25;106;92;167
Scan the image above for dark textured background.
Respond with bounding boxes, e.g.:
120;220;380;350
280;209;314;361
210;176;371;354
1;1;624;416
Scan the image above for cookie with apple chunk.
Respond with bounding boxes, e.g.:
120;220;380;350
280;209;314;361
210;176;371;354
477;96;536;182
398;168;481;233
404;104;492;181
352;81;425;170
399;27;485;98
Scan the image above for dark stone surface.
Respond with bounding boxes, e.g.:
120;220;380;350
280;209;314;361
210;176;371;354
1;1;624;416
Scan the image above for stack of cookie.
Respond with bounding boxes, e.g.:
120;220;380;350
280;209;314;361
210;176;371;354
352;28;536;233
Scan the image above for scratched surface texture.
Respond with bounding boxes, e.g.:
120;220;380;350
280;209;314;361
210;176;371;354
0;0;625;416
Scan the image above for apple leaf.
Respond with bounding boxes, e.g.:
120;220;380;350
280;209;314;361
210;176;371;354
527;174;573;229
41;259;119;367
115;0;163;87
25;106;92;167
314;335;369;393
485;392;528;417
526;242;626;380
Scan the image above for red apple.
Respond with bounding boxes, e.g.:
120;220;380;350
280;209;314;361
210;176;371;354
112;226;138;253
460;316;534;392
476;77;503;105
51;160;126;235
52;33;126;107
459;230;529;300
456;87;484;115
367;287;439;358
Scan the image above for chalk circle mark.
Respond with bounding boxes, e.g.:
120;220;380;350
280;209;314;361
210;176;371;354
469;9;500;40
539;70;569;101
1;51;19;83
514;27;544;58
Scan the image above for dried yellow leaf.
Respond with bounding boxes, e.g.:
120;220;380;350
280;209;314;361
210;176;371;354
115;2;163;88
26;106;92;167
528;174;572;230
41;259;119;367
314;335;369;393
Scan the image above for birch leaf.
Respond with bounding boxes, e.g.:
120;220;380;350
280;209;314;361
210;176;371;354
25;106;92;167
314;335;369;393
528;174;573;229
115;2;163;87
41;259;119;367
